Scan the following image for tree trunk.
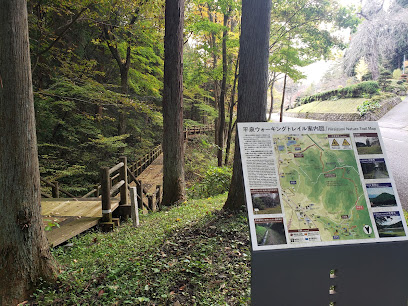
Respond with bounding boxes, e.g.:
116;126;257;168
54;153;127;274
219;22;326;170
208;7;220;147
267;71;276;121
217;11;230;167
0;0;58;303
224;0;271;211
118;51;130;137
162;0;186;205
102;23;132;137
279;73;288;122
224;54;240;166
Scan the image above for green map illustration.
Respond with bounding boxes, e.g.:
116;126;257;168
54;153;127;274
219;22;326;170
274;134;375;243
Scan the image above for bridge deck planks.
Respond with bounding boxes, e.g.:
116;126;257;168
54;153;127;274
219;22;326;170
41;198;119;247
132;153;163;193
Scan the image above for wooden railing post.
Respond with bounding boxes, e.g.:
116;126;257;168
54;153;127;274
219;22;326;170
52;181;59;198
147;194;154;212
101;167;112;223
136;179;147;215
119;156;128;206
130;187;139;227
155;185;161;209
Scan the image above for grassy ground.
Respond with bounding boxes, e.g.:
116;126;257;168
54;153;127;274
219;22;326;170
287;98;366;113
31;131;408;305
32;194;251;305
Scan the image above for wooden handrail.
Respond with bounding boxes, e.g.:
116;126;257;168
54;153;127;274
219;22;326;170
82;187;98;198
109;162;124;175
110;180;125;195
100;156;129;226
41;192;52;198
40;177;56;188
111;172;120;182
40;177;76;198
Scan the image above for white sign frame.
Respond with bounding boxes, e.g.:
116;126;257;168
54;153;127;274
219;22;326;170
239;121;408;251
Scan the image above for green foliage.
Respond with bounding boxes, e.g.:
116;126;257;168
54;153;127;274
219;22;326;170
44;219;60;231
357;100;381;116
26;0;166;195
184;93;218;125
361;72;372;81
255;225;267;244
269;0;358;81
35;78;163;195
184;0;240;128
381;79;408;94
393;68;403;80
378;70;393;91
189;166;232;198
300;81;379;105
184;133;233;198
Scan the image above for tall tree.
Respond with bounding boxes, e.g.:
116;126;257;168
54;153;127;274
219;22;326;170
99;0;150;136
268;0;358;116
0;0;58;303
185;0;240;163
344;1;408;79
162;0;186;205
217;5;231;166
224;0;271;210
224;53;239;165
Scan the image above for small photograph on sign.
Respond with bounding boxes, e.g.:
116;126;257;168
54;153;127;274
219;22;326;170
360;158;389;179
354;133;382;155
374;211;406;238
366;183;397;207
251;188;282;215
255;217;286;246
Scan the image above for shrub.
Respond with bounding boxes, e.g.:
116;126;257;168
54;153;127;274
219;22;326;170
357;100;381;116
299;81;379;105
362;72;372;81
355;81;380;95
378;70;392;91
189;166;232;198
393;68;403;80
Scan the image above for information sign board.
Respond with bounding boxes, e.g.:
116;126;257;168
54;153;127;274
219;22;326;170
239;121;408;251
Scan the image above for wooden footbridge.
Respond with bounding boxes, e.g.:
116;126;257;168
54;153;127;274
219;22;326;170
41;125;213;246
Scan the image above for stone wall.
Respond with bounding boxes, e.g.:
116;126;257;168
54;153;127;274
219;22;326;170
284;96;402;121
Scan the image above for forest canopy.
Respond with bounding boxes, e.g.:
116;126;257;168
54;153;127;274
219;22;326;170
25;0;366;196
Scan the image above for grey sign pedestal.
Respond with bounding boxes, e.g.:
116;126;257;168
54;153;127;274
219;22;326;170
252;240;408;306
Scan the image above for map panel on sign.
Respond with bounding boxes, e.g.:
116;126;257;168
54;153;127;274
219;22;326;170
273;134;375;243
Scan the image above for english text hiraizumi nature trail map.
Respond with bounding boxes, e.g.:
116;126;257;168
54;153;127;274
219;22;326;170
274;134;375;243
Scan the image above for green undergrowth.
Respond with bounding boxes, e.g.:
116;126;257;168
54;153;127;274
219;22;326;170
32;193;251;305
185;134;233;198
